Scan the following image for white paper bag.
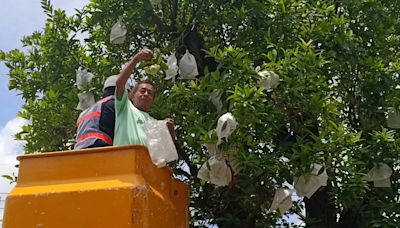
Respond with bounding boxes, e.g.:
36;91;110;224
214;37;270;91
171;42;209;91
142;120;178;168
165;53;178;80
216;113;237;145
294;164;328;198
270;188;293;214
110;17;127;44
178;50;198;79
258;70;280;91
76;91;96;111
367;163;392;187
76;68;94;90
197;156;232;187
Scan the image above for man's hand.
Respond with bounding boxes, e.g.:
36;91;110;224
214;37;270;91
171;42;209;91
133;48;154;63
165;118;176;141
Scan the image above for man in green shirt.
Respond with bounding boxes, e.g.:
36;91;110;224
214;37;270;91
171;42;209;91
114;48;175;146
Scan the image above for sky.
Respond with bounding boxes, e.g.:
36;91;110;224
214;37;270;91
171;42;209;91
0;0;88;218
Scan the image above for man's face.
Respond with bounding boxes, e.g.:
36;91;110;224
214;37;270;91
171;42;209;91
129;83;155;112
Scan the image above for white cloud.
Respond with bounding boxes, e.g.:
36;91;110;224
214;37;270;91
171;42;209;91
0;117;28;165
0;117;27;198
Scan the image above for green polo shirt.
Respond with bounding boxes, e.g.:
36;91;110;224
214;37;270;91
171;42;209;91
114;89;154;146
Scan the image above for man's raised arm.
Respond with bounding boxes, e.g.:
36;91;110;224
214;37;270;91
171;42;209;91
116;48;154;98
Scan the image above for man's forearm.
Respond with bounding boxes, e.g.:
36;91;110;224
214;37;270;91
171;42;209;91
116;57;139;98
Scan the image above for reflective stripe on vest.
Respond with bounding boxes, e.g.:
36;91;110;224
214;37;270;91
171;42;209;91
77;132;113;145
76;111;101;128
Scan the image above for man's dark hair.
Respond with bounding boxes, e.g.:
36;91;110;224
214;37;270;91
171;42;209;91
102;86;115;98
130;80;156;96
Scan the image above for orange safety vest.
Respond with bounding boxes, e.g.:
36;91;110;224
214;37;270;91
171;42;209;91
74;96;114;149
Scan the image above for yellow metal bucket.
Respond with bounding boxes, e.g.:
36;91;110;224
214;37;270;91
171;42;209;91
3;145;189;228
